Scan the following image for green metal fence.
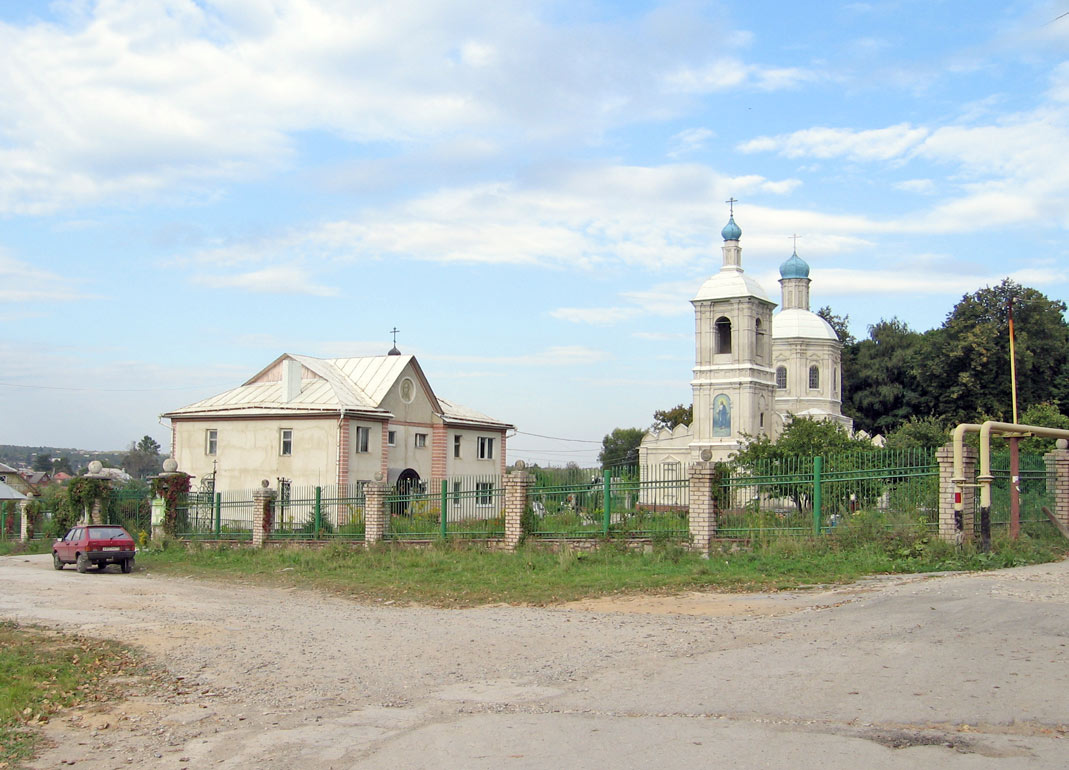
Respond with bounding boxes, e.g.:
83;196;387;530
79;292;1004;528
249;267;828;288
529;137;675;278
987;450;1056;537
527;465;689;539
719;448;940;538
0;501;22;540
386;475;505;540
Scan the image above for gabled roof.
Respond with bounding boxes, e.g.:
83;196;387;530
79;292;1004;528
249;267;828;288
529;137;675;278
164;353;512;430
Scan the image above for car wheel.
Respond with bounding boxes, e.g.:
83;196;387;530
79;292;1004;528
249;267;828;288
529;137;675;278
96;562;108;571
121;558;133;574
76;553;89;573
53;552;64;570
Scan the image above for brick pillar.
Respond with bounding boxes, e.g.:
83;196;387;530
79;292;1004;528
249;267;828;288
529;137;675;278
937;442;975;543
252;483;276;548
90;497;104;526
19;500;31;542
504;463;533;551
365;475;388;545
1043;442;1069;532
689;461;718;556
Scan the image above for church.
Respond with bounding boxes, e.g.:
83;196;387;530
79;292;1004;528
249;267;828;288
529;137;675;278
639;209;852;469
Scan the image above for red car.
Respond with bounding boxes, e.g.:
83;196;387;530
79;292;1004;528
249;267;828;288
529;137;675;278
53;525;137;573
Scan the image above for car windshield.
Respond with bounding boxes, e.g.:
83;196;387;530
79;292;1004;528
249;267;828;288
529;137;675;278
88;527;129;540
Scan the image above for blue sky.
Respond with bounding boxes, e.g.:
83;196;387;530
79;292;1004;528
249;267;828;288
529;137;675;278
2;0;1068;466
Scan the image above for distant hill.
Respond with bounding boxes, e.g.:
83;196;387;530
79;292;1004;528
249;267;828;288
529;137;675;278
0;445;126;474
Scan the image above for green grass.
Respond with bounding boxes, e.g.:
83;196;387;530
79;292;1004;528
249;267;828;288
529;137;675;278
0;622;139;766
136;529;1068;608
0;540;49;557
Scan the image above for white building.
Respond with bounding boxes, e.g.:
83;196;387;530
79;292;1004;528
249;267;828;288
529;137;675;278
164;351;513;492
640;212;852;469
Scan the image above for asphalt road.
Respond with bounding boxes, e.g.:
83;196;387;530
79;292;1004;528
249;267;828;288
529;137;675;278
1;552;1066;768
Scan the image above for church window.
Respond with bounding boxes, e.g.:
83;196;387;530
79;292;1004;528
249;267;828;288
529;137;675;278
775;366;787;389
759;413;764;427
715;317;732;354
834;368;839;395
809;366;820;390
755;318;764;358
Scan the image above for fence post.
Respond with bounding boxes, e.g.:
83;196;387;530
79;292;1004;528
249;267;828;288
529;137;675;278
1044;440;1069;534
937;442;975;543
214;493;222;539
314;486;322;539
812;456;823;536
440;480;448;539
504;461;532;551
364;473;387;545
252;481;276;548
689;452;718;556
602;469;611;536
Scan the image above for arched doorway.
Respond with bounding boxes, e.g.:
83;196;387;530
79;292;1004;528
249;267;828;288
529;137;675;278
393;468;421;516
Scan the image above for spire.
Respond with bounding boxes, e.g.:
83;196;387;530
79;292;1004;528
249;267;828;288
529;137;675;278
778;240;811;310
720;200;742;270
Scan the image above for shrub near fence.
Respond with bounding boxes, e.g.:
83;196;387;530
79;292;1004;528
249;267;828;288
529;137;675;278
387;475;505;540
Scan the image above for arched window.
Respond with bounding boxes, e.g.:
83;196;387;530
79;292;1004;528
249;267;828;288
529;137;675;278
715;317;732;354
809;365;820;389
775;366;787;389
755;318;764;358
833;368;839;396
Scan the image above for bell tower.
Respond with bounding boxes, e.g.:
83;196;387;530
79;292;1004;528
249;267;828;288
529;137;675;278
690;205;777;461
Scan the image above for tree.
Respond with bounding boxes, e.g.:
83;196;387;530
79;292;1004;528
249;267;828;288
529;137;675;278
732;417;875;512
841;318;926;436
816;306;855;347
32;453;53;472
651;404;692;430
121;435;163;480
884;417;949;450
1018;403;1069;454
916;280;1069;425
598;427;645;469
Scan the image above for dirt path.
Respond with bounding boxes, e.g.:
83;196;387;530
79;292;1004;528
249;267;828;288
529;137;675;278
2;553;1067;769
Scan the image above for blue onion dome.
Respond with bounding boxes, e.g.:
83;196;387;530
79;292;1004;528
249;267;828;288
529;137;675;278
779;249;810;279
721;215;742;241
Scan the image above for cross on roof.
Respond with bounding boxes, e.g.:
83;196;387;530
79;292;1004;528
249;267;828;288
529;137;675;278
790;233;800;251
725;197;737;216
390;327;400;345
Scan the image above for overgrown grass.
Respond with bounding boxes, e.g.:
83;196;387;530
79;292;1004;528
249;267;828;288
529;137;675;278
0;622;139;766
137;528;1068;608
0;540;49;557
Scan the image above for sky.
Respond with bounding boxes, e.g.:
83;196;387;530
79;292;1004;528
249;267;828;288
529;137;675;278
2;0;1069;467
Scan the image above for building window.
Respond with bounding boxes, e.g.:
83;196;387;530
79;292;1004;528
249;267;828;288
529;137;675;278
755;318;764;358
476;481;493;506
809;365;820;390
477;436;494;460
834;368;839;396
205;429;217;455
414;433;427;448
775;366;787;389
280;429;293;456
355;426;370;453
452;480;462;507
715;316;732;354
387;430;396;446
759;413;764;427
454;435;462;458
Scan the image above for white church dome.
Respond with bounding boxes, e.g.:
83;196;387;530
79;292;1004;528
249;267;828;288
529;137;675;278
772;308;839;340
693;269;771;302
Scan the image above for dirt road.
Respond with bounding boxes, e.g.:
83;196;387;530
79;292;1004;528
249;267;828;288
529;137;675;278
2;553;1066;769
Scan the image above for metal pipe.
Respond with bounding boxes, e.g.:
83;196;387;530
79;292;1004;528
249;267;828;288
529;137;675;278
977;421;1069;551
952;423;982;534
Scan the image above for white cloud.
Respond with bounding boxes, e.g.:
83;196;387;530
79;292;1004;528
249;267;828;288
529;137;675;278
0;0;790;214
177;164;802;272
430;346;612;366
192;265;338;296
0;251;92;301
895;179;935;194
668;127;715;157
738;123;929;161
811;267;1068;296
665;59;818;93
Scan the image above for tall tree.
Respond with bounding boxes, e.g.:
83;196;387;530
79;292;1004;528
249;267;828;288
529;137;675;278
816;305;855;346
122;435;163;479
841;318;926;436
917;280;1069;424
598;427;645;469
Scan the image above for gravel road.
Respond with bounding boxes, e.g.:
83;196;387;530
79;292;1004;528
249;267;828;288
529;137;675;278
1;553;1066;769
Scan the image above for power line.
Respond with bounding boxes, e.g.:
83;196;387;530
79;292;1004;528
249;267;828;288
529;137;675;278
513;430;602;444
